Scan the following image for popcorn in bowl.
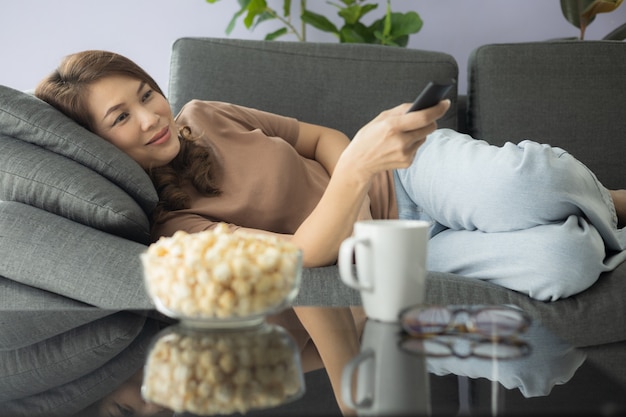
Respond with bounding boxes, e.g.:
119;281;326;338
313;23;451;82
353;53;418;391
142;324;305;415
141;223;302;325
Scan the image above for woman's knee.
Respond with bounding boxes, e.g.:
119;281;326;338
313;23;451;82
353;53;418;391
428;217;606;301
494;218;606;301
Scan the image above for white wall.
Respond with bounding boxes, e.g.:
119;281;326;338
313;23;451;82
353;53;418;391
2;0;624;95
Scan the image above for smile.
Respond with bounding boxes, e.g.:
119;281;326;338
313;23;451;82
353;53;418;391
147;126;171;146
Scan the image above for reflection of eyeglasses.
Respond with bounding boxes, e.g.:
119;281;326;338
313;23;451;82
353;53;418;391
399;333;531;359
399;305;531;338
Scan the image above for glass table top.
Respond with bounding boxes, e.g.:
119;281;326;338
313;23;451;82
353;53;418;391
1;306;624;417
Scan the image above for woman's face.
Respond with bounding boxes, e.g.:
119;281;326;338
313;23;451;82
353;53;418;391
97;368;173;417
86;75;180;169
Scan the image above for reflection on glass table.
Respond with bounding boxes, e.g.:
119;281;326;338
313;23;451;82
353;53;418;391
1;306;626;417
0;310;168;417
341;304;620;417
142;323;304;415
0;309;307;417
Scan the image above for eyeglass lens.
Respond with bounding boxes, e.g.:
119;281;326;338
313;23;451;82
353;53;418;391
400;334;530;359
401;305;530;337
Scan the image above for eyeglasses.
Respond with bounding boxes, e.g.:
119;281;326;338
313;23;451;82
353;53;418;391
399;305;531;338
399;333;531;359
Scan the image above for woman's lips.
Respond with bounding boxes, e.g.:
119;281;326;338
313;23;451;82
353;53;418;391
147;126;171;145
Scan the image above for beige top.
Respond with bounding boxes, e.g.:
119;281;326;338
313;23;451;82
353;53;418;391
153;100;398;239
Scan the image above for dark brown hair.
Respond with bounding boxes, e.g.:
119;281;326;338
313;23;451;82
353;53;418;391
35;50;220;227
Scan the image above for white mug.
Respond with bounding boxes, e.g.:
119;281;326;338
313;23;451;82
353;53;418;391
341;319;431;416
338;219;429;322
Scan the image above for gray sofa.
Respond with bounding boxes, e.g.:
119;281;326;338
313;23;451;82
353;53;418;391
1;37;625;351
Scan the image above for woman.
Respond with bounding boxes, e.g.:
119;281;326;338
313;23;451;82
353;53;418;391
35;49;626;300
35;49;626;411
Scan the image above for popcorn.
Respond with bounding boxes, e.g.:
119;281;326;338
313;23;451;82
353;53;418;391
142;325;304;415
141;223;301;321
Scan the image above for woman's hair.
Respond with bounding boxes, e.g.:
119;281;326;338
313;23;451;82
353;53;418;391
35;50;164;132
35;50;220;226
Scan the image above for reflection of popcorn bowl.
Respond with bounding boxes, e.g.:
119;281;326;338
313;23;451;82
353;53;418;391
141;224;302;327
142;324;305;415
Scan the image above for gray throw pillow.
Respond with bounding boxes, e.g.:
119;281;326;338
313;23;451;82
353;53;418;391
0;136;150;242
0;85;158;242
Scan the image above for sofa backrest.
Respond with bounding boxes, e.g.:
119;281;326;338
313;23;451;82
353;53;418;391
467;41;626;189
168;37;459;139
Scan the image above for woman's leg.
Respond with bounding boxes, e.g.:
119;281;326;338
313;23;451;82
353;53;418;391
396;129;620;241
394;129;626;299
427;215;606;301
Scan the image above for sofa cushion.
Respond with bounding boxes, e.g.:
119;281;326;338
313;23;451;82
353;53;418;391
0;85;158;240
0;277;91;310
169;37;459;138
0;201;153;309
0;135;151;243
467;41;626;189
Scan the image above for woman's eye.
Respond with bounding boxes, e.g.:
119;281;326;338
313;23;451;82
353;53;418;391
142;89;153;102
113;112;129;126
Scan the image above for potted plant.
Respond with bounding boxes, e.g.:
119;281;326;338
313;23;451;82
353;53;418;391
560;0;625;39
205;0;423;46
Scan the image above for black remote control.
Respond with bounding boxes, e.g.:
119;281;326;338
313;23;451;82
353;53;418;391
406;80;455;113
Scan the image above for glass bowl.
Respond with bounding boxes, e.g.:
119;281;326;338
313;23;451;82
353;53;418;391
141;225;302;328
142;323;305;415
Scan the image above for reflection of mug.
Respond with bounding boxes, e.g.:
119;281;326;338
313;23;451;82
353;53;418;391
341;320;431;416
339;220;430;322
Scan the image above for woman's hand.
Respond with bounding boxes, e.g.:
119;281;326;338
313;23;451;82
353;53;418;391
338;99;451;182
290;100;450;267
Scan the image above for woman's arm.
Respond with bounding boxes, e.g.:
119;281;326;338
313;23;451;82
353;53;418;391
295;122;372;222
289;100;450;267
294;121;349;176
235;100;450;266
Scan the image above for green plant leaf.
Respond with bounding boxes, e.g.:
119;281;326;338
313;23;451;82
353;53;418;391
226;2;249;35
265;27;289;40
338;3;378;25
205;0;423;47
382;1;392;38
340;23;373;43
373;29;406;46
338;5;360;24
283;0;292;17
560;0;597;28
252;11;277;30
302;9;340;34
394;35;409;47
389;11;423;36
238;0;252;10
582;0;623;20
243;0;268;28
370;12;423;40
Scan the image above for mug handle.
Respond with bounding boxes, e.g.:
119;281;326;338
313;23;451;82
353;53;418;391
341;348;376;410
338;236;373;291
